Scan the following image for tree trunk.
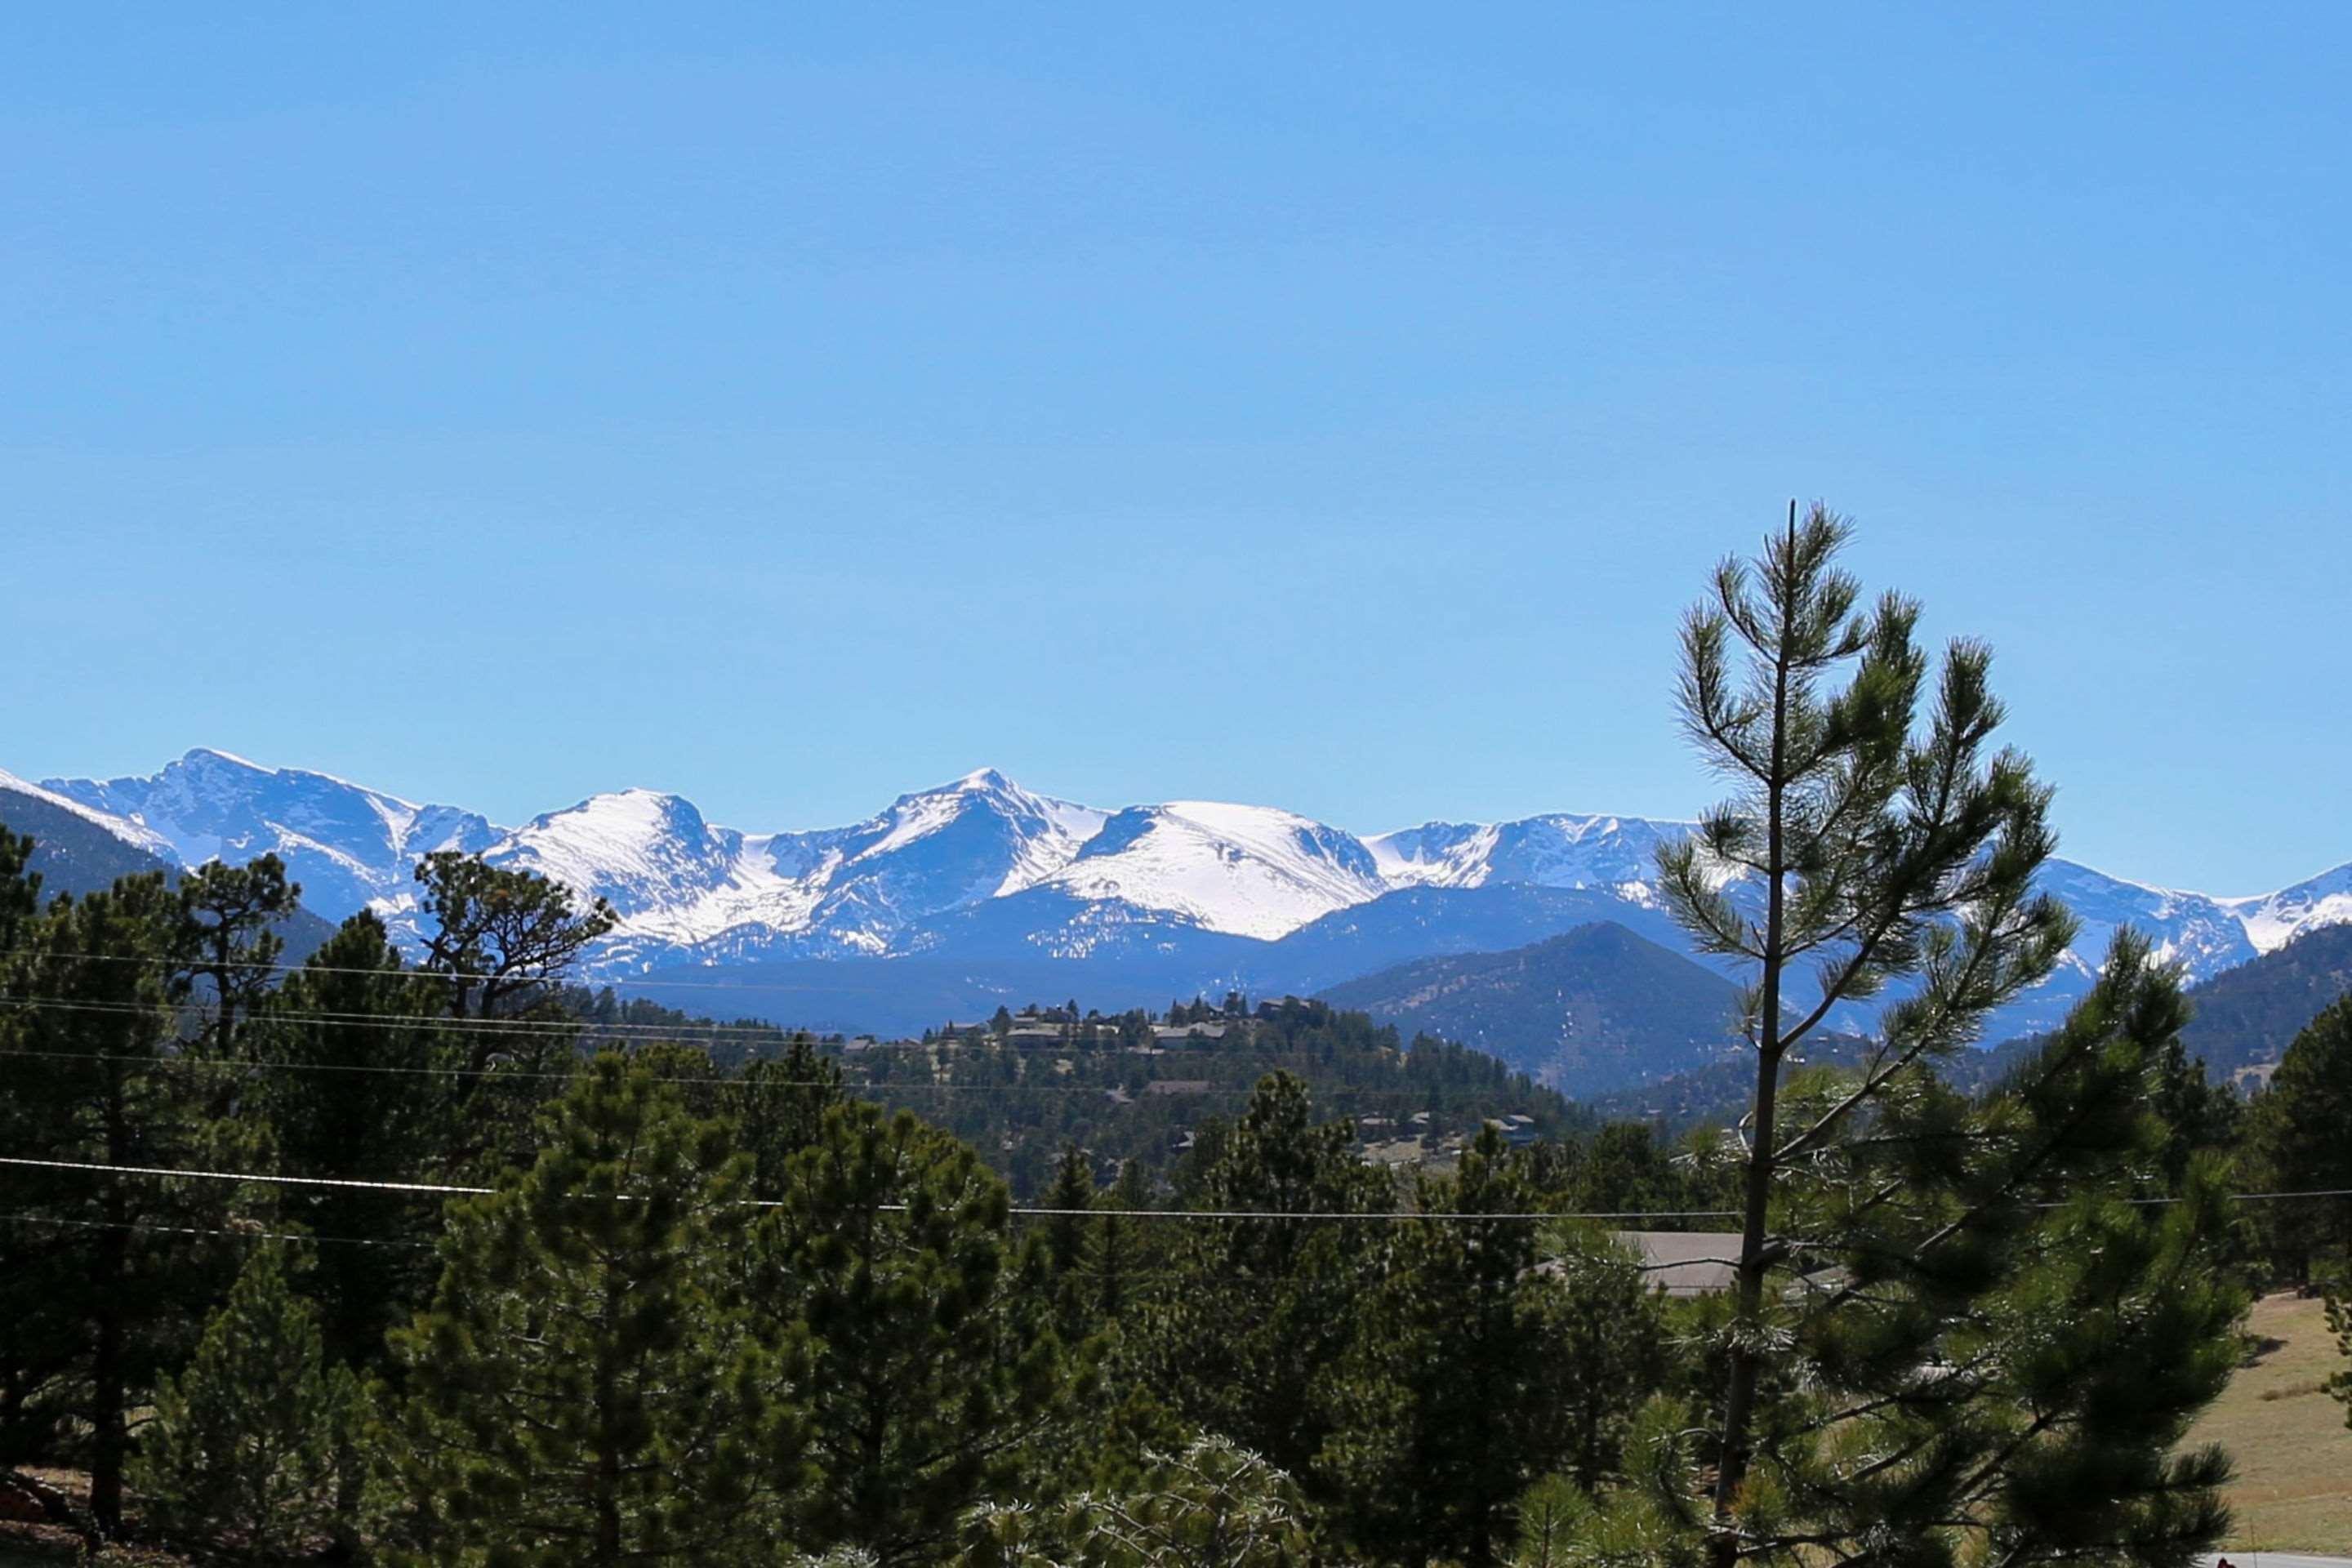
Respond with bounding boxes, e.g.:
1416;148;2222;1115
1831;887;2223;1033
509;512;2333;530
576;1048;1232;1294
1710;503;1797;1566
87;1223;129;1534
595;1268;623;1568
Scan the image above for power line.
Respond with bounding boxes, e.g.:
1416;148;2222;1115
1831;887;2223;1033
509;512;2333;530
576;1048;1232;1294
6;1156;2347;1224
0;1045;1575;1107
0;944;885;994
0;1155;1718;1220
0;1209;1730;1292
0;1209;431;1250
0;1156;487;1196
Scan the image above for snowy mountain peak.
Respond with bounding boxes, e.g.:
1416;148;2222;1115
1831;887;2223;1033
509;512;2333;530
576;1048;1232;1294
1044;800;1388;941
38;749;501;920
1366;813;1685;900
489;791;748;927
180;745;265;772
2225;860;2352;956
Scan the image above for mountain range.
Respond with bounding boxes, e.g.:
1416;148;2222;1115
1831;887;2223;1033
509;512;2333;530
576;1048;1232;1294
9;747;2350;1051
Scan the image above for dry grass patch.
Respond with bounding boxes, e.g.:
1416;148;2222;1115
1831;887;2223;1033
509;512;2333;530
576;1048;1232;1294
2186;1290;2352;1552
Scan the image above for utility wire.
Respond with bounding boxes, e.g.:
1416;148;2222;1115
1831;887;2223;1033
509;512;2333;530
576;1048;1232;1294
0;1156;1724;1220
0;995;1518;1055
4;944;1304;1010
0;1209;432;1250
6;1156;2348;1223
0;1209;1723;1285
0;1044;1570;1103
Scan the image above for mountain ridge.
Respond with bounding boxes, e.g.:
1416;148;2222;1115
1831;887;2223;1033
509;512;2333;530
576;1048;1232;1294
24;746;2352;1044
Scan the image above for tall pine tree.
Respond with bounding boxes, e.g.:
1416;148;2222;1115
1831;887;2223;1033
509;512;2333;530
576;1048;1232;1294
0;869;251;1533
1316;1129;1664;1566
1143;1072;1392;1486
385;1053;799;1568
1586;504;2243;1566
131;1243;370;1560
755;1101;1073;1566
2251;995;2352;1281
257;911;457;1370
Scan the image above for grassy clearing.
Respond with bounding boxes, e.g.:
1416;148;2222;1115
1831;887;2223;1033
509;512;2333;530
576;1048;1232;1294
2188;1290;2352;1553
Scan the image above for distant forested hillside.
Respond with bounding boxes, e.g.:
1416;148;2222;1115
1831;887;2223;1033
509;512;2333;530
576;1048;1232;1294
1316;922;1748;1095
2176;923;2352;1076
567;987;1590;1196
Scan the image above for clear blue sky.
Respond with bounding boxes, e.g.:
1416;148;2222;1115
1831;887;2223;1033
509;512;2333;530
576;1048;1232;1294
7;4;2345;894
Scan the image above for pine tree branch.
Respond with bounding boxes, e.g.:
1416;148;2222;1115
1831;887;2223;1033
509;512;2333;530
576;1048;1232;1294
1771;917;2011;1167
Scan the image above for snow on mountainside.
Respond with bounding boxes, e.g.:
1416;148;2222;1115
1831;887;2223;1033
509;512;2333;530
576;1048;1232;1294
484;790;818;967
791;769;1110;954
20;749;2352;1045
2226;862;2352;956
475;768;1116;968
1370;814;1688;906
41;748;502;920
1037;801;1388;942
0;767;179;861
2031;860;2258;983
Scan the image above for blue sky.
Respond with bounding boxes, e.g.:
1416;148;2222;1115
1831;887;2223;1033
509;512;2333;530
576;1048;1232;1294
6;4;2345;894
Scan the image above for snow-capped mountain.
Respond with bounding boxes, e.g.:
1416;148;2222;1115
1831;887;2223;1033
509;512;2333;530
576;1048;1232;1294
16;747;2352;1048
42;749;502;920
2225;862;2352;958
1036;802;1388;942
488;769;1110;966
1369;814;1687;906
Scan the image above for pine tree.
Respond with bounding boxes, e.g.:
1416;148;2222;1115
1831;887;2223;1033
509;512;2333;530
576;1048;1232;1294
1512;1474;1593;1568
0;871;251;1533
1592;504;2244;1566
0;826;39;951
385;1054;797;1568
733;1033;845;1200
1315;1129;1661;1566
755;1101;1073;1566
2250;995;2352;1281
2149;1032;2242;1192
1093;1160;1156;1325
412;851;617;1031
173;853;299;1058
1039;1143;1101;1349
256;911;457;1370
1145;1072;1391;1484
131;1244;370;1560
1074;1437;1313;1567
